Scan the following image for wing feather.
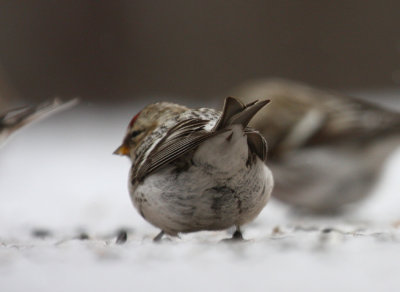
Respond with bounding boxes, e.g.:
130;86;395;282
245;128;268;161
133;118;222;181
132;97;270;182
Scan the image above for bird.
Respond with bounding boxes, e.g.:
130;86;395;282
114;97;274;241
0;98;79;147
235;79;400;213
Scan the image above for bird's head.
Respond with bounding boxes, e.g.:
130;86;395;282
113;102;188;158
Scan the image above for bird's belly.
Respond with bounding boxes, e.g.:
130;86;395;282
131;158;273;235
270;147;380;212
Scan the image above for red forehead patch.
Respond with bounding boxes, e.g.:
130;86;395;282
128;111;141;128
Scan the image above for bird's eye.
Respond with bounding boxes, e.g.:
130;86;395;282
130;130;143;138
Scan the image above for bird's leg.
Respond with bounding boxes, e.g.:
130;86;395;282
153;230;165;242
232;226;244;240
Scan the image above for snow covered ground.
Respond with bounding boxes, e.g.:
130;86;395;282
1;95;400;292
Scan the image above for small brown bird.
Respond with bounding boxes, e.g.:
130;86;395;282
236;79;400;213
114;97;274;241
0;98;79;146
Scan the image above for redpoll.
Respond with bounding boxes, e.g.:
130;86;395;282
114;97;274;240
236;79;400;213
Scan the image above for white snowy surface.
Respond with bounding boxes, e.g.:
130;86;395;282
1;97;400;292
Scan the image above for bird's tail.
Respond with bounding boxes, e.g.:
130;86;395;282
214;96;270;161
214;96;270;130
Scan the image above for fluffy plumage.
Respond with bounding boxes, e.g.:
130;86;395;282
115;97;274;240
236;79;400;213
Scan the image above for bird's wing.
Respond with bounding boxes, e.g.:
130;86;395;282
132;118;222;182
315;94;400;142
273;94;400;155
133;97;270;182
244;128;268;162
253;81;400;155
0;98;79;145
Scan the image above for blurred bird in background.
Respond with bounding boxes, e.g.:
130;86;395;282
235;79;400;213
0;98;79;146
114;97;273;240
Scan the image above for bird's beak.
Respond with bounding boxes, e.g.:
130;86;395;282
113;143;130;156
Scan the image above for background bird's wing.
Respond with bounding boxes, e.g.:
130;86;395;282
0;98;79;145
1;98;79;128
132;118;222;181
315;93;400;142
244;80;400;155
277;94;400;154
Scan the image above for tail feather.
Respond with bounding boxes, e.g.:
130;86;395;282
214;96;270;162
214;97;270;130
229;99;270;128
214;97;244;130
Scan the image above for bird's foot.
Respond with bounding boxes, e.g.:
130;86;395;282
153;230;165;242
232;230;244;240
221;228;245;242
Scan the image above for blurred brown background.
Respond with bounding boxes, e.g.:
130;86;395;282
0;1;399;104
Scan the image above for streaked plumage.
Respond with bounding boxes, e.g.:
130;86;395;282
236;79;400;213
115;97;274;240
